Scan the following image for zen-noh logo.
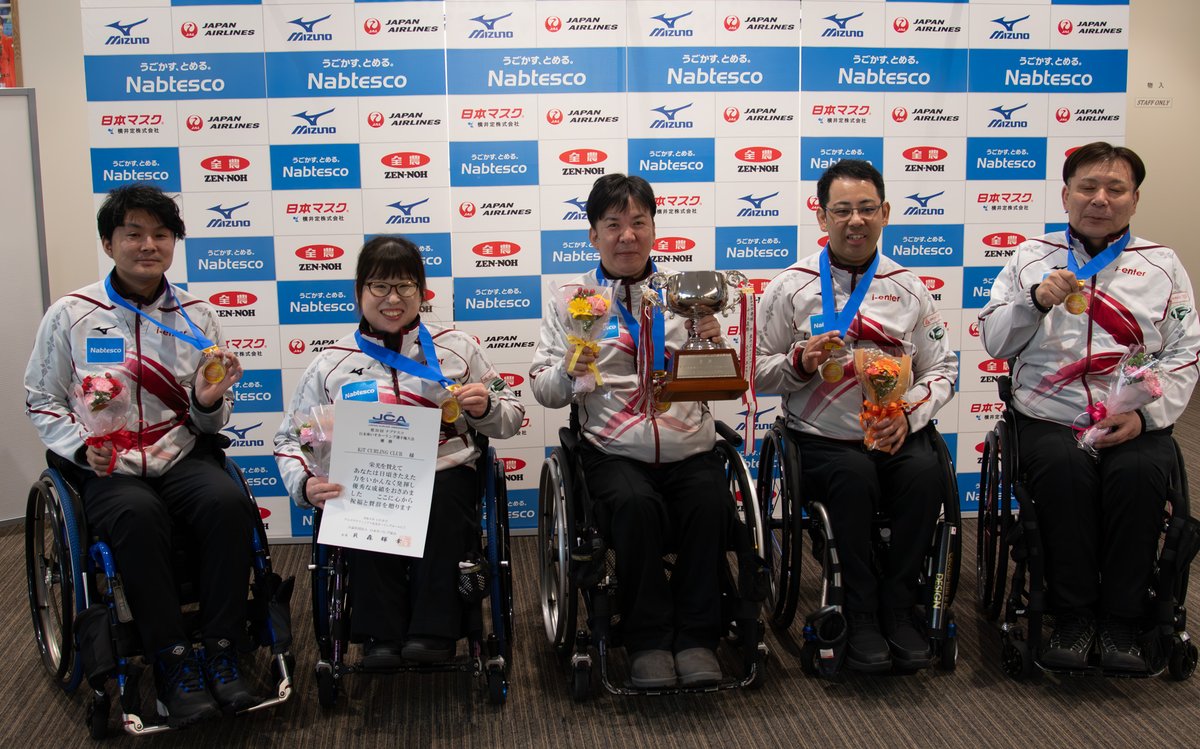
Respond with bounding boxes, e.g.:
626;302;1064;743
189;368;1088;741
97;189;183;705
654;236;696;254
902;146;947;173
472;241;521;269
209;291;257;307
200;155;250;172
559;148;607;177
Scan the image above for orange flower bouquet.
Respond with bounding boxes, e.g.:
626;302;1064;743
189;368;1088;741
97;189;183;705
853;343;913;451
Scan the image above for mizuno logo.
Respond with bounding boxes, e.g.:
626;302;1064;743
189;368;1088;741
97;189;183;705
93;325;117;335
222;423;263;440
105;19;148;36
288;15;331;33
563;197;588;212
387;198;430;215
907;191;945;208
988;103;1029;120
651;103;693;121
292;108;335;126
824;12;864;29
207;202;250;220
992;15;1030;32
739;192;779;210
652;11;693;29
470;13;513;30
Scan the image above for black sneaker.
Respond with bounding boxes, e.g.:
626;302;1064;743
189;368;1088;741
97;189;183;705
361;638;405;669
203;638;258;713
401;636;455;664
1098;616;1148;673
845;610;891;673
1041;613;1096;670
882;608;932;670
155;644;220;728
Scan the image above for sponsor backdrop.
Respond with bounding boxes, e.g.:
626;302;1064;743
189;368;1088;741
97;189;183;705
78;0;1127;538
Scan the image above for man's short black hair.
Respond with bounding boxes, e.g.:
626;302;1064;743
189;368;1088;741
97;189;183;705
815;159;886;208
355;235;426;305
1062;141;1146;190
96;183;186;242
585;173;656;228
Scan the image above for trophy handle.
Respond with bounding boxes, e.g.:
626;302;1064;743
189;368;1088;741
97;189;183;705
722;271;748;313
644;272;670;310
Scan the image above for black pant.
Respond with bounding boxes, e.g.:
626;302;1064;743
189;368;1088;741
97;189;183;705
78;444;253;659
1016;414;1173;619
349;466;478;641
580;444;732;653
793;426;944;614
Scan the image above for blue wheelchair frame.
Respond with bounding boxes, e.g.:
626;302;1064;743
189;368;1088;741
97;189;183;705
755;416;962;679
309;436;513;707
976;375;1200;680
25;451;294;739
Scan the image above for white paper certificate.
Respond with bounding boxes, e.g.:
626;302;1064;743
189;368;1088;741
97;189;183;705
318;399;440;558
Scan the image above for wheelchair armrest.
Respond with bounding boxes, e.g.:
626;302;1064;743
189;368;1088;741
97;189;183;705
714;420;743;449
997;373;1013;407
558;426;581;453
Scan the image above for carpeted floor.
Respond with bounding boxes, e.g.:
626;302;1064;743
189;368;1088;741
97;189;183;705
6;408;1200;748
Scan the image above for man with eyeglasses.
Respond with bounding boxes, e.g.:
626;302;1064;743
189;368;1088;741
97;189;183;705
755;159;958;673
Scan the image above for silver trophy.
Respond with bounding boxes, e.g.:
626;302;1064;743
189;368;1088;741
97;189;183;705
643;270;749;401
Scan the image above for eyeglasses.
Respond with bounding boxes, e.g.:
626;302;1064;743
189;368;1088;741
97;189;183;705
824;204;882;221
365;281;420;299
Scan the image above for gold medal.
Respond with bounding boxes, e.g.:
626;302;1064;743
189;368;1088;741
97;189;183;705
202;358;226;384
1065;291;1089;315
440;385;461;424
819;358;844;383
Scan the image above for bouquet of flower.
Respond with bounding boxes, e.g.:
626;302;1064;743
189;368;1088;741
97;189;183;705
291;403;335;475
558;282;614;395
854;343;913;451
1075;346;1165;457
71;373;134;475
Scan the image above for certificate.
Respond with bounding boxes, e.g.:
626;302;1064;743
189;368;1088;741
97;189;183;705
318;399;440;558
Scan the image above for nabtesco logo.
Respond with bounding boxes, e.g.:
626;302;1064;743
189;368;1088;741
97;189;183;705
654;237;696;253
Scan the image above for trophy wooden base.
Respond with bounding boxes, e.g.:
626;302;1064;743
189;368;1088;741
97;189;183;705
660;349;748;402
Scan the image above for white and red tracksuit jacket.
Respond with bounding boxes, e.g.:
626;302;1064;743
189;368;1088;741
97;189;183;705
979;230;1200;430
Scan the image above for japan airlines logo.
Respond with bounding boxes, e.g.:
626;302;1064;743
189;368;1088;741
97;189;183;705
904;191;945;216
990;15;1031;39
546;108;564;125
892;107;909;122
723;107;740;123
651;103;693;129
724;16;741;32
367;111;384;128
105;18;150;45
545;16;562;33
737;193;780;217
823;12;864;37
893;17;910;33
469;12;514;38
1058;19;1074;35
363;18;381;35
292;108;336;135
988;103;1029;128
207;201;251;228
186;115;204;131
180;22;198;39
1056;108;1071;123
806;196;821;211
288;340;305;354
650;11;693;37
287;15;333;42
459;202;476;218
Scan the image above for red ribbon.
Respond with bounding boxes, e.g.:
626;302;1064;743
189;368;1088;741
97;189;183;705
1086;402;1108;425
85;429;137;475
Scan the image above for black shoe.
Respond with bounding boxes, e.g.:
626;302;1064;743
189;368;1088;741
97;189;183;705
401;636;455;664
1041;613;1096;670
203;638;257;713
362;638;405;669
845;610;892;673
155;644;220;729
882;608;932;670
1098;616;1148;672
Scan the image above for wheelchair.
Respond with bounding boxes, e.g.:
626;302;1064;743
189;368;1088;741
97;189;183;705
538;411;769;700
976;375;1200;680
309;435;513;707
756;417;961;678
25;449;295;739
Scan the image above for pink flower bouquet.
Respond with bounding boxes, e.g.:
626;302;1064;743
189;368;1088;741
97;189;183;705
1075;346;1164;457
291;403;335;475
71;373;133;475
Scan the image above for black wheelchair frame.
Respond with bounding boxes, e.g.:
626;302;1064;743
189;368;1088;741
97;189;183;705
309;435;513;707
538;412;769;700
755;416;961;678
25;451;295;739
976;375;1200;680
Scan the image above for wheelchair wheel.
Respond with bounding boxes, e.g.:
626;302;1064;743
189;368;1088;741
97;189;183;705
25;472;87;693
538;448;578;657
484;448;514;663
486;667;508;706
1000;632;1034;679
1168;636;1198;681
937;613;958;672
976;425;1009;622
757;426;803;628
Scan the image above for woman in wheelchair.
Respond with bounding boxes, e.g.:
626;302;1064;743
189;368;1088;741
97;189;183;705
24;183;256;728
754;160;959;673
274;235;523;668
979;142;1200;673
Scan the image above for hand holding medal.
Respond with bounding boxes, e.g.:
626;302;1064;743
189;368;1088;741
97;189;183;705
800;330;848;383
440;382;490;424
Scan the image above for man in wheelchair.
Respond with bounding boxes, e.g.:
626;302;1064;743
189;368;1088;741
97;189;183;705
755;160;959;673
24;184;256;727
979;142;1200;673
530;173;736;689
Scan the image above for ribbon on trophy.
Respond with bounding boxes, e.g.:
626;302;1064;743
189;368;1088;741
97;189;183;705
104;275;226;383
1059;227;1131;315
738;284;758;457
354;326;463;424
624;290;667;416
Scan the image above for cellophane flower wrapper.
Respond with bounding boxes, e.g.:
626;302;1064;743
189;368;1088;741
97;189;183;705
292;403;335;475
1076;346;1164;457
853;343;913;451
555;281;615;395
71;373;133;475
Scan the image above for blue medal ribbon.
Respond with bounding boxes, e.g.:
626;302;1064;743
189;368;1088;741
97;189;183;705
104;275;216;353
354;324;452;389
1064;227;1131;281
597;262;664;371
819;249;879;337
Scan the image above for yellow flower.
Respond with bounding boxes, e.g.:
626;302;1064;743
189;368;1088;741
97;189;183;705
568;297;595;319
